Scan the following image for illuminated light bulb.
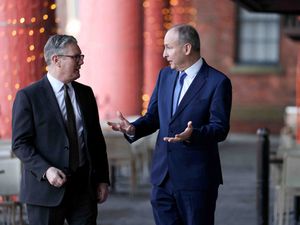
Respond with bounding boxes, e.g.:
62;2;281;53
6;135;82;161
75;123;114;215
39;27;45;33
143;1;149;8
141;109;147;116
43;14;48;20
20;17;25;23
31;17;36;23
142;94;150;101
162;8;170;15
45;66;48;71
50;4;57;10
15;83;20;90
7;95;12;101
29;30;34;36
29;45;35;51
170;0;178;6
31;55;36;61
27;57;32;63
11;30;17;36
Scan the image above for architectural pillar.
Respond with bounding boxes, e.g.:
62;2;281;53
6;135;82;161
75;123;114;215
142;0;169;114
79;1;143;120
0;0;56;139
170;0;197;26
296;47;300;143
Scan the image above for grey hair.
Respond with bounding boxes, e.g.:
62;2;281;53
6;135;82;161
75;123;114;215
171;24;200;52
44;34;78;65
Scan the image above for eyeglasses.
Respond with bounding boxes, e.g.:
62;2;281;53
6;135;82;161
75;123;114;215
57;54;84;62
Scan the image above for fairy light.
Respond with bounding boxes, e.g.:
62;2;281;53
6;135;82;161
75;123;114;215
0;1;57;138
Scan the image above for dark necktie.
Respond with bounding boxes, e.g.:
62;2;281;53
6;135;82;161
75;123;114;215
64;84;79;172
172;72;187;115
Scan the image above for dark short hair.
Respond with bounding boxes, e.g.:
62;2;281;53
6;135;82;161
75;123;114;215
171;24;200;52
44;34;78;65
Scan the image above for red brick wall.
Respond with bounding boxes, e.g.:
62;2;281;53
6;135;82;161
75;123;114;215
193;0;298;134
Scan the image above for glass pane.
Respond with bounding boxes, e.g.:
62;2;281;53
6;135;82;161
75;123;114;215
238;8;280;64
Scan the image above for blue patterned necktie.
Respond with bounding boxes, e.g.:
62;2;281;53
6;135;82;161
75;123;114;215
172;72;187;115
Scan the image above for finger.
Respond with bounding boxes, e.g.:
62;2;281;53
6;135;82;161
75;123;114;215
117;111;126;121
163;137;170;142
57;170;67;182
187;121;193;128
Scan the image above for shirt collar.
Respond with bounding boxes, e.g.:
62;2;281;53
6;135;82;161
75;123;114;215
183;57;203;79
47;73;73;93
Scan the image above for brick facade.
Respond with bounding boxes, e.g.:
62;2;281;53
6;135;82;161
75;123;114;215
193;0;298;134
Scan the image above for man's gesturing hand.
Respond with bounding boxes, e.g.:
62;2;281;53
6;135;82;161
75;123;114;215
163;121;193;143
107;111;135;136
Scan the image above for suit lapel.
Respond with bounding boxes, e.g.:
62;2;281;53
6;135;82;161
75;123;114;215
40;76;68;134
170;61;208;123
72;82;87;133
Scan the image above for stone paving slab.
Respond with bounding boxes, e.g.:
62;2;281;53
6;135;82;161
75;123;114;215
97;134;279;225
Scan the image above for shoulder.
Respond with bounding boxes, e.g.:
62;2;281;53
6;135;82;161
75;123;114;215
17;76;45;95
204;62;230;83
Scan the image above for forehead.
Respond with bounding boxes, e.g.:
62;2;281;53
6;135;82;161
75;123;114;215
164;29;179;45
63;43;81;54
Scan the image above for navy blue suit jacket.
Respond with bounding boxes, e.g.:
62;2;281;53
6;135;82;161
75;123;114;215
130;59;232;190
12;76;110;206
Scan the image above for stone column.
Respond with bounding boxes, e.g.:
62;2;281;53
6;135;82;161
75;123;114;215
78;0;143;120
142;0;169;114
0;0;56;138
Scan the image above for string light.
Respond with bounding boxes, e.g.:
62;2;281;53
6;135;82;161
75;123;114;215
0;0;57;138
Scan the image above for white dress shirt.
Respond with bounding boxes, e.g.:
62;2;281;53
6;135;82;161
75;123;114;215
47;73;86;166
178;57;203;104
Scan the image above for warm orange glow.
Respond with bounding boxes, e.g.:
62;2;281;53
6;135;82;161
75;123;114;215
43;14;48;20
29;45;35;51
39;27;45;33
29;30;34;36
11;30;17;36
20;17;25;23
170;0;178;6
50;4;56;10
15;83;20;90
142;94;150;102
31;17;36;23
7;94;12;101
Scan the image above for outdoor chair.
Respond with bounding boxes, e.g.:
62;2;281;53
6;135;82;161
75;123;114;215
0;158;23;225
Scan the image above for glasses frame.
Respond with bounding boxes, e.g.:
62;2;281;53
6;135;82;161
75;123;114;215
57;54;84;62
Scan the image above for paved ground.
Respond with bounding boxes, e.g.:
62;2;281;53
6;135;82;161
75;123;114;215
0;133;279;225
97;133;279;225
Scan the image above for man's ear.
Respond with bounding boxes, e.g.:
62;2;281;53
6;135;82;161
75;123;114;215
52;55;61;67
184;43;192;55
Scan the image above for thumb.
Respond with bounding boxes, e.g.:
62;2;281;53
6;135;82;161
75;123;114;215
187;121;193;128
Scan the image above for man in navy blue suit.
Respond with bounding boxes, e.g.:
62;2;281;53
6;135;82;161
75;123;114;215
108;24;232;225
12;35;110;225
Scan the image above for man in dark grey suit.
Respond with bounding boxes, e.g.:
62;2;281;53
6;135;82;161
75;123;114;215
12;34;110;225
